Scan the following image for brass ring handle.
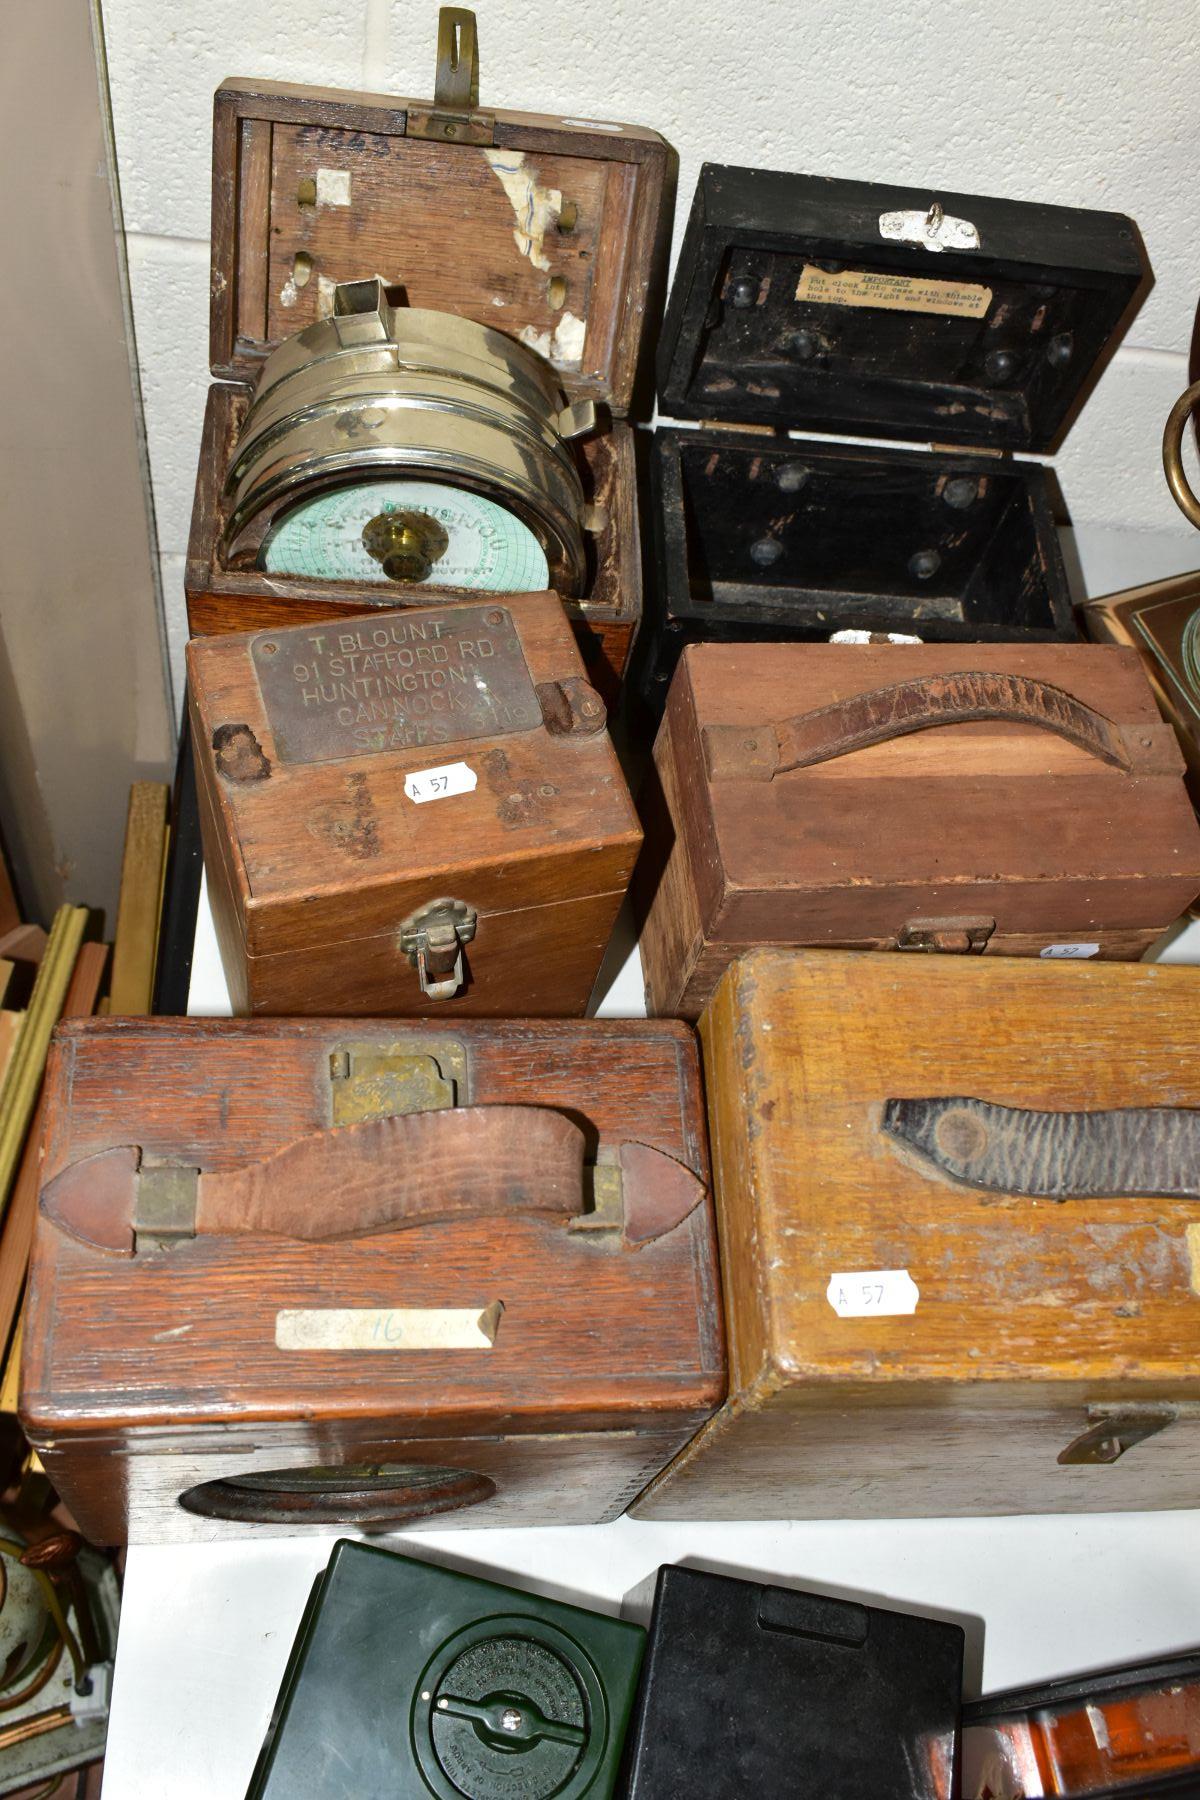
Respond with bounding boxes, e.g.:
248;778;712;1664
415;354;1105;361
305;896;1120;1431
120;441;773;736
1163;379;1200;529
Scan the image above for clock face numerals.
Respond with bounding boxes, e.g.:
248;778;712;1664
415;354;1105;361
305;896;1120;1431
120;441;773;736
260;479;551;592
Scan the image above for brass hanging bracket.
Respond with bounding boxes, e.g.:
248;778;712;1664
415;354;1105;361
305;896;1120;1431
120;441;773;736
407;9;496;145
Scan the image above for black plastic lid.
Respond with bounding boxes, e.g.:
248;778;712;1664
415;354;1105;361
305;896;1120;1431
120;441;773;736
658;163;1149;453
621;1565;963;1798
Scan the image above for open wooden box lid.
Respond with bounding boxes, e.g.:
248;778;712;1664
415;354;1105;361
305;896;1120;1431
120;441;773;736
210;11;674;415
657;164;1149;453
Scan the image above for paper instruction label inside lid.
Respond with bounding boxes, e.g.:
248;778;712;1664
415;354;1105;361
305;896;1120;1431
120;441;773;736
249;606;542;765
796;265;992;319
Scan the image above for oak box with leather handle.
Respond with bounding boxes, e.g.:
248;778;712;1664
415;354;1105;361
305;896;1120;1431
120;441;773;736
633;950;1200;1522
18;1014;723;1544
636;641;1200;1017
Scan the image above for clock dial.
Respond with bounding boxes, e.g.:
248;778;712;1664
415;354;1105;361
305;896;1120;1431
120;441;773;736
261;479;551;592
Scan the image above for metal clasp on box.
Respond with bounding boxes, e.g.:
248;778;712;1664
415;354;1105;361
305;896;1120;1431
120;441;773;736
399;899;478;1000
897;916;995;954
879;199;980;253
1058;1407;1177;1466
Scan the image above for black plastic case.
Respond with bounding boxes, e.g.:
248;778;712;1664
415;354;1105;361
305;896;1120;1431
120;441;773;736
632;163;1150;716
619;1564;963;1798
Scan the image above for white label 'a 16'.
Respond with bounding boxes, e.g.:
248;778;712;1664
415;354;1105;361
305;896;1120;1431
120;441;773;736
403;761;477;804
826;1269;920;1319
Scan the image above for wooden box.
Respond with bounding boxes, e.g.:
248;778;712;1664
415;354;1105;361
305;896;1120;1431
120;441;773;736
188;592;641;1016
631;164;1150;715
185;48;675;701
633;949;1200;1522
638;641;1200;1018
1080;568;1200;808
19;1013;723;1544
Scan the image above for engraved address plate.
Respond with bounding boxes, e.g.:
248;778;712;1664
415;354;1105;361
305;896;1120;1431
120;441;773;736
251;606;542;765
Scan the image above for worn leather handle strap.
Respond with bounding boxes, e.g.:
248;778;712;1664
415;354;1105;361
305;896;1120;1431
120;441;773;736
703;671;1140;781
883;1096;1200;1200
202;1106;582;1238
41;1107;707;1255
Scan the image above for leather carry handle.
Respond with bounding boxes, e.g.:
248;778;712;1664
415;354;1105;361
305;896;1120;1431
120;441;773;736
40;1106;705;1256
702;671;1165;781
882;1096;1200;1200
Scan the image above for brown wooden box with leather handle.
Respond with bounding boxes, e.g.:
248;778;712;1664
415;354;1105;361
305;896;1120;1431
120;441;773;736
637;641;1200;1018
633;948;1200;1523
18;1014;723;1544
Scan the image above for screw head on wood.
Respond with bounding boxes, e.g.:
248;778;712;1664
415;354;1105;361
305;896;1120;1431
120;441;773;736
1046;332;1074;368
909;548;942;580
750;537;783;568
729;277;759;309
942;477;978;511
983;348;1018;385
777;462;809;493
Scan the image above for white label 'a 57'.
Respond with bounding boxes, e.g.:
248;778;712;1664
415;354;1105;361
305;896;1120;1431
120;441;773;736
826;1269;920;1318
403;761;477;804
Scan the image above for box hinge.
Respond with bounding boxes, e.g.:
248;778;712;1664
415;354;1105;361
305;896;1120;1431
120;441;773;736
698;420;790;436
406;8;496;145
929;444;1010;461
897;916;995;954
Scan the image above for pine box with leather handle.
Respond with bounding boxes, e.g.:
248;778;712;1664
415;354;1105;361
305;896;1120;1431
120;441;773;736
17;1013;723;1545
635;640;1200;1018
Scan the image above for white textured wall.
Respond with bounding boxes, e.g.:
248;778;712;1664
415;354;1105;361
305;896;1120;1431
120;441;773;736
99;0;1200;704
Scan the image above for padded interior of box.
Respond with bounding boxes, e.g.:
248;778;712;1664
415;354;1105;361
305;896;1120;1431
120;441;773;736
676;436;1056;631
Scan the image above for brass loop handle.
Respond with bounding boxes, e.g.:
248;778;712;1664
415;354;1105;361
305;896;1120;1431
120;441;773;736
1163;379;1200;529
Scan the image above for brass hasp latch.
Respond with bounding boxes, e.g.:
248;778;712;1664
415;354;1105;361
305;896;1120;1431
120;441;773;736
399;899;478;1000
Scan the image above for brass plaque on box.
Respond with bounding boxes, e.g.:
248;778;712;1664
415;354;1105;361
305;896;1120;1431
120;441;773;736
251;606;542;764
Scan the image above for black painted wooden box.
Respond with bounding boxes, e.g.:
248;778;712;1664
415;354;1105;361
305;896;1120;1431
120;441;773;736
632;164;1150;715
